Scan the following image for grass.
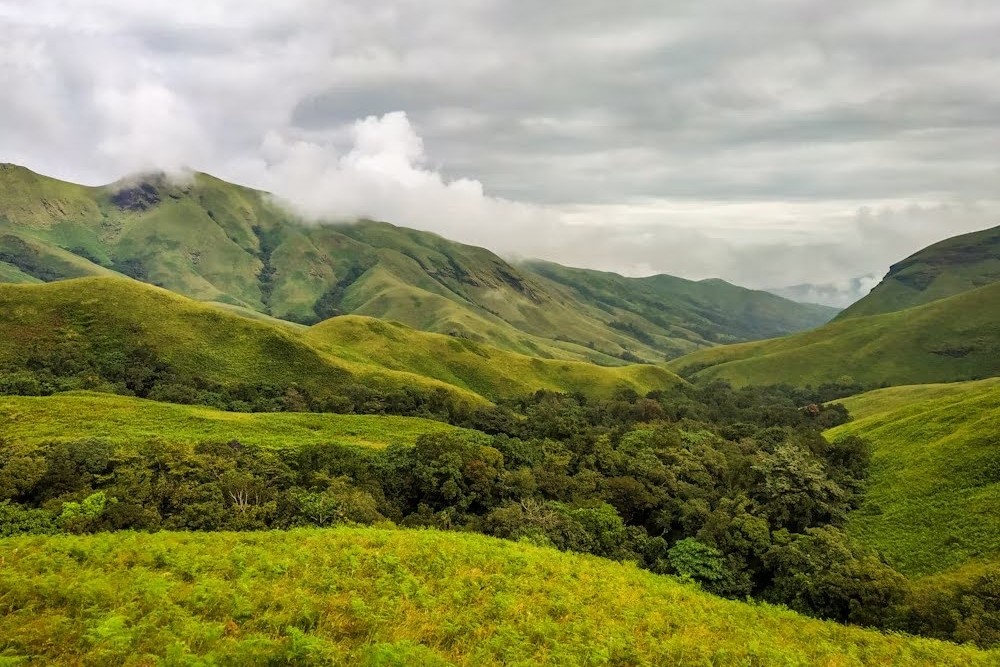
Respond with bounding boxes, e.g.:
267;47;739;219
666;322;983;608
0;276;486;407
668;282;1000;388
0;392;466;450
0;527;994;666
825;378;1000;577
305;315;683;400
0;163;836;363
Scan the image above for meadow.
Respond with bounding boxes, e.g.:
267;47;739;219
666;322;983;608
827;378;1000;576
0;392;466;450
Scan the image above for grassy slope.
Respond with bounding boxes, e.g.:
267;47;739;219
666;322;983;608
0;277;680;403
0;392;465;450
826;378;1000;577
0;528;993;666
0;164;838;363
668;282;1000;388
305;315;682;399
0;277;486;407
838;225;1000;319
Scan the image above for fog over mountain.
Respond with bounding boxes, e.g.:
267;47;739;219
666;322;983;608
2;0;999;289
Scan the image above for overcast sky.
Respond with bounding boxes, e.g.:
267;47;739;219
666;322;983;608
2;1;999;305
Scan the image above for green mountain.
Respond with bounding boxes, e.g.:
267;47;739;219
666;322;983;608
668;282;1000;388
0;277;680;405
826;378;1000;578
838;225;1000;319
1;528;993;666
0;163;837;363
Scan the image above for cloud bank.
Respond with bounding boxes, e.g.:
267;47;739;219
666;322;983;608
1;0;999;301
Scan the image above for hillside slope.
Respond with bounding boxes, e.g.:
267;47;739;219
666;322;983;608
305;315;681;399
838;225;1000;319
0;277;680;404
0;528;993;666
0;163;836;362
525;260;838;355
668;282;1000;388
826;378;1000;577
0;392;466;449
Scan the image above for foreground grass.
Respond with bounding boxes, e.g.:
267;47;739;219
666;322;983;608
827;378;1000;577
0;392;465;449
0;528;994;666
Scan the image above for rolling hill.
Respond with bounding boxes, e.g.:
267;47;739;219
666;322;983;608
837;224;1000;319
0;277;681;405
0;528;993;666
0;392;468;450
0;163;837;363
668;282;1000;388
826;378;1000;577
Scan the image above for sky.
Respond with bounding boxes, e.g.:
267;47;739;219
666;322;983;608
2;1;999;306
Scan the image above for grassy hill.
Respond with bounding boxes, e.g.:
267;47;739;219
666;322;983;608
0;277;680;405
668;282;1000;388
0;392;466;450
826;378;1000;577
838;225;1000;319
0;528;993;666
304;315;681;399
0;163;836;363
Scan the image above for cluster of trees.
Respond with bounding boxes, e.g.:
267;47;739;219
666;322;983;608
0;381;994;647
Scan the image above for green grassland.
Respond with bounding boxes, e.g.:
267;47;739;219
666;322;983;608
0;392;465;450
838;224;1000;319
668;282;1000;388
0;164;836;363
305;315;682;399
826;378;1000;577
0;277;681;404
0;528;994;666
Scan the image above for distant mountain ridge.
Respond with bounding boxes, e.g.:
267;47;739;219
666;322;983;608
0;163;837;362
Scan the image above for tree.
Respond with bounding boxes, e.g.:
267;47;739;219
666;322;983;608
668;538;726;587
763;526;907;626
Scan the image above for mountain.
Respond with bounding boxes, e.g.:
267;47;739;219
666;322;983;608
668;282;1000;388
0;163;837;363
0;277;681;405
827;378;1000;579
837;225;1000;319
525;261;840;356
1;528;992;665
